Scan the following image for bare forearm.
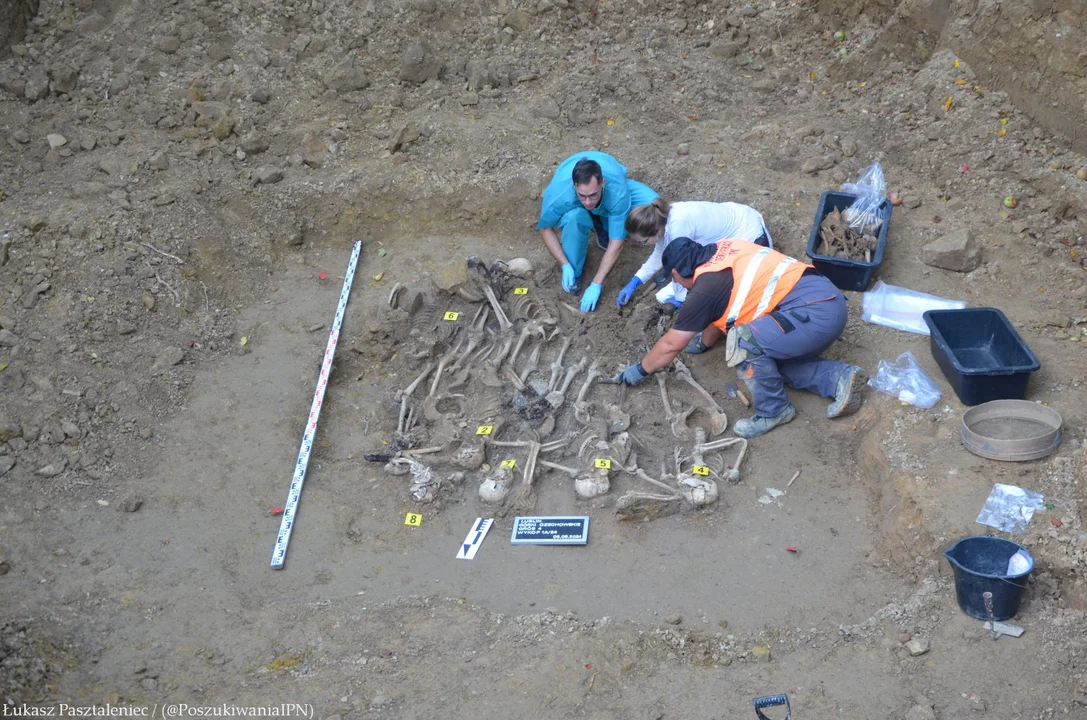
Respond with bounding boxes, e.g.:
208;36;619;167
540;228;568;266
641;329;697;373
591;240;624;285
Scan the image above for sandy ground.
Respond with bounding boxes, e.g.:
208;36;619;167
2;0;1087;717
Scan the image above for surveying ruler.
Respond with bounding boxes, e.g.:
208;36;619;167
270;240;362;569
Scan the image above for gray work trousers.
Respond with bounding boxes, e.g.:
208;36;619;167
737;273;850;417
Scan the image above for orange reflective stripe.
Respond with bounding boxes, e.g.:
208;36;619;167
692;240;811;330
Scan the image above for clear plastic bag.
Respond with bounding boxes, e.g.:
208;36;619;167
976;483;1045;534
840;161;886;232
861;280;967;335
867;350;942;408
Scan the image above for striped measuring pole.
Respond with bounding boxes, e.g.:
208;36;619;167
271;240;362;569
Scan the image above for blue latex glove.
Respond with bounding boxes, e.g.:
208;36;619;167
612;362;648;386
580;282;603;312
561;263;577;293
669;298;684;309
684;333;709;354
616;277;642;308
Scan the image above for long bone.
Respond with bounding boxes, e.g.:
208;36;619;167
489;436;568;510
428;355;453;399
503;366;528;392
486;336;515;365
507;320;546;370
397;363;434;435
617;436;718;521
547;336;572;392
634;468;683;496
573;362;603;425
673;427;719;505
448;333;482;374
480;336;517;388
447;305;491;375
471;303;491;329
657;373;694;439
539;460;578;476
518;342;542;384
672;359;728;436
690;434;748;483
546;356;588;409
427;339;465;399
481;283;513;331
615;461;686;522
449;339;494;389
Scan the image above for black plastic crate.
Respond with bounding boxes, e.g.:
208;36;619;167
922;308;1040;406
805;190;891;292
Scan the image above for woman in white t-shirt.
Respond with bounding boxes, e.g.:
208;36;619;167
616;198;772;308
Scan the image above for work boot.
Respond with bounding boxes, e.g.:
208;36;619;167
827;365;866;419
734;405;797;438
725;324;756;368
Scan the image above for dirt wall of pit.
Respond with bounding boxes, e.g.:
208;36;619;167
0;0;40;56
816;0;1087;154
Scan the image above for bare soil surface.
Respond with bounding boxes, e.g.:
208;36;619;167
3;0;1087;718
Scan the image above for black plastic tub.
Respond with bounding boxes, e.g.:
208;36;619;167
923;308;1040;406
805;190;891;292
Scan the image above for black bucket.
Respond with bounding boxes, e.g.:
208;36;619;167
943;536;1034;621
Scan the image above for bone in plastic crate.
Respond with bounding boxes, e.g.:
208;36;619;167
805;190;891;292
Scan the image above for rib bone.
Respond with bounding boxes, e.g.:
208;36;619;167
388;282;405;308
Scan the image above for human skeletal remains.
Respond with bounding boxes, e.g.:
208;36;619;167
369;258;749;519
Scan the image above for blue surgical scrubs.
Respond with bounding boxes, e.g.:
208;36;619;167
536;151;658;279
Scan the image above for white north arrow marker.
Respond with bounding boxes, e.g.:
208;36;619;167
456;517;494;560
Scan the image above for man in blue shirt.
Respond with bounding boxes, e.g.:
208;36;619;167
537;151;658;311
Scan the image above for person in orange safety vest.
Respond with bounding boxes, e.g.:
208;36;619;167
609;237;866;437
